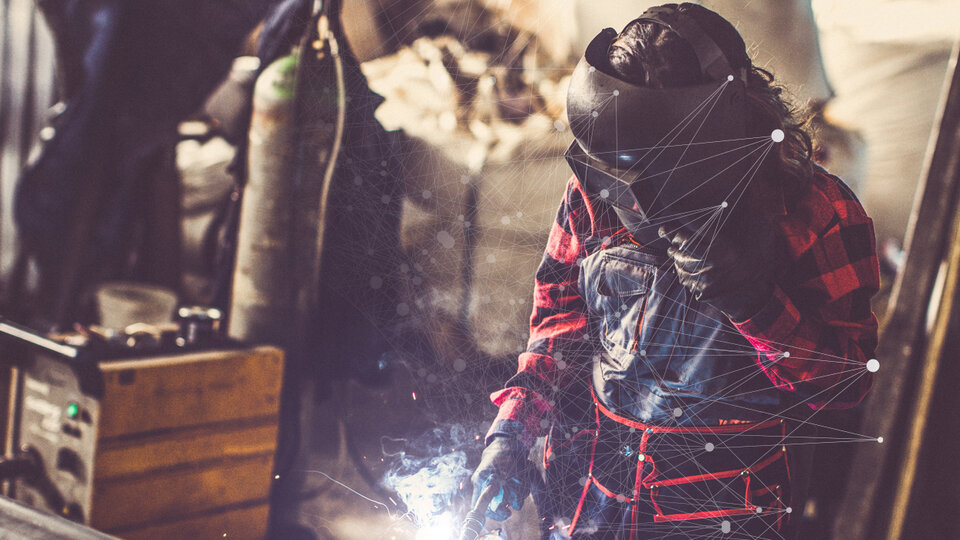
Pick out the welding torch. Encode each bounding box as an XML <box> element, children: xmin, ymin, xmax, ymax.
<box><xmin>459</xmin><ymin>482</ymin><xmax>500</xmax><ymax>540</ymax></box>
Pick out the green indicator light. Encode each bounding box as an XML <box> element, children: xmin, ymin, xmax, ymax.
<box><xmin>66</xmin><ymin>403</ymin><xmax>79</xmax><ymax>419</ymax></box>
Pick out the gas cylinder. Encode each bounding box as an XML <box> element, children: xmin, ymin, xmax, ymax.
<box><xmin>228</xmin><ymin>54</ymin><xmax>298</xmax><ymax>344</ymax></box>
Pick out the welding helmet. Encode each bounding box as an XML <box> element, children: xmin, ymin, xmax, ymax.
<box><xmin>565</xmin><ymin>6</ymin><xmax>754</xmax><ymax>242</ymax></box>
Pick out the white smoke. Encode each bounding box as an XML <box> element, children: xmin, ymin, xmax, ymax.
<box><xmin>382</xmin><ymin>425</ymin><xmax>479</xmax><ymax>539</ymax></box>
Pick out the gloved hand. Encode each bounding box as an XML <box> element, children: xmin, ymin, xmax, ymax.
<box><xmin>470</xmin><ymin>435</ymin><xmax>535</xmax><ymax>522</ymax></box>
<box><xmin>658</xmin><ymin>217</ymin><xmax>777</xmax><ymax>321</ymax></box>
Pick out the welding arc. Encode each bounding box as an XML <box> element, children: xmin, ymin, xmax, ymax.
<box><xmin>459</xmin><ymin>482</ymin><xmax>499</xmax><ymax>540</ymax></box>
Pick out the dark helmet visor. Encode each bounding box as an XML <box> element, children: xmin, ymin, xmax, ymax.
<box><xmin>566</xmin><ymin>19</ymin><xmax>760</xmax><ymax>233</ymax></box>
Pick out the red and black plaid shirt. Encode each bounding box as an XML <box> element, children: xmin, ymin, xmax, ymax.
<box><xmin>488</xmin><ymin>167</ymin><xmax>880</xmax><ymax>448</ymax></box>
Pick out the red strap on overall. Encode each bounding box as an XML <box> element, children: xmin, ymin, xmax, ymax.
<box><xmin>564</xmin><ymin>388</ymin><xmax>789</xmax><ymax>534</ymax></box>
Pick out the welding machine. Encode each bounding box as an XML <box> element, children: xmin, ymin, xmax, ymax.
<box><xmin>0</xmin><ymin>316</ymin><xmax>283</xmax><ymax>540</ymax></box>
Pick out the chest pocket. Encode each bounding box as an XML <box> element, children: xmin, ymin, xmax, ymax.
<box><xmin>592</xmin><ymin>254</ymin><xmax>657</xmax><ymax>356</ymax></box>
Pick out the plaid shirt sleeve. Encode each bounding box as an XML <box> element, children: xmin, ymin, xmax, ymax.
<box><xmin>485</xmin><ymin>175</ymin><xmax>614</xmax><ymax>448</ymax></box>
<box><xmin>732</xmin><ymin>169</ymin><xmax>881</xmax><ymax>410</ymax></box>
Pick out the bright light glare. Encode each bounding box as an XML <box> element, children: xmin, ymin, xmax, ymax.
<box><xmin>415</xmin><ymin>513</ymin><xmax>457</xmax><ymax>540</ymax></box>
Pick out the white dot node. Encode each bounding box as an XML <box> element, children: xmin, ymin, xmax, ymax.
<box><xmin>867</xmin><ymin>359</ymin><xmax>880</xmax><ymax>372</ymax></box>
<box><xmin>369</xmin><ymin>276</ymin><xmax>383</xmax><ymax>290</ymax></box>
<box><xmin>380</xmin><ymin>195</ymin><xmax>391</xmax><ymax>204</ymax></box>
<box><xmin>501</xmin><ymin>216</ymin><xmax>511</xmax><ymax>225</ymax></box>
<box><xmin>486</xmin><ymin>254</ymin><xmax>496</xmax><ymax>263</ymax></box>
<box><xmin>274</xmin><ymin>474</ymin><xmax>280</xmax><ymax>479</ymax></box>
<box><xmin>673</xmin><ymin>407</ymin><xmax>682</xmax><ymax>417</ymax></box>
<box><xmin>436</xmin><ymin>230</ymin><xmax>455</xmax><ymax>249</ymax></box>
<box><xmin>588</xmin><ymin>66</ymin><xmax>596</xmax><ymax>73</ymax></box>
<box><xmin>421</xmin><ymin>189</ymin><xmax>431</xmax><ymax>199</ymax></box>
<box><xmin>771</xmin><ymin>129</ymin><xmax>785</xmax><ymax>143</ymax></box>
<box><xmin>878</xmin><ymin>436</ymin><xmax>884</xmax><ymax>444</ymax></box>
<box><xmin>591</xmin><ymin>111</ymin><xmax>599</xmax><ymax>118</ymax></box>
<box><xmin>786</xmin><ymin>507</ymin><xmax>793</xmax><ymax>514</ymax></box>
<box><xmin>721</xmin><ymin>520</ymin><xmax>731</xmax><ymax>533</ymax></box>
<box><xmin>705</xmin><ymin>442</ymin><xmax>715</xmax><ymax>452</ymax></box>
<box><xmin>453</xmin><ymin>358</ymin><xmax>466</xmax><ymax>372</ymax></box>
<box><xmin>782</xmin><ymin>351</ymin><xmax>790</xmax><ymax>358</ymax></box>
<box><xmin>613</xmin><ymin>89</ymin><xmax>620</xmax><ymax>96</ymax></box>
<box><xmin>721</xmin><ymin>201</ymin><xmax>728</xmax><ymax>208</ymax></box>
<box><xmin>640</xmin><ymin>350</ymin><xmax>647</xmax><ymax>356</ymax></box>
<box><xmin>600</xmin><ymin>188</ymin><xmax>610</xmax><ymax>199</ymax></box>
<box><xmin>727</xmin><ymin>75</ymin><xmax>734</xmax><ymax>82</ymax></box>
<box><xmin>756</xmin><ymin>507</ymin><xmax>763</xmax><ymax>514</ymax></box>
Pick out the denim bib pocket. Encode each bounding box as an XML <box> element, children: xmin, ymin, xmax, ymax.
<box><xmin>593</xmin><ymin>255</ymin><xmax>657</xmax><ymax>357</ymax></box>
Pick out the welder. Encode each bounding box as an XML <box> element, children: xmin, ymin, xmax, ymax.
<box><xmin>469</xmin><ymin>3</ymin><xmax>880</xmax><ymax>539</ymax></box>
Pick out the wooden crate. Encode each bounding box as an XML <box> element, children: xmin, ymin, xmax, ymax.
<box><xmin>88</xmin><ymin>346</ymin><xmax>283</xmax><ymax>539</ymax></box>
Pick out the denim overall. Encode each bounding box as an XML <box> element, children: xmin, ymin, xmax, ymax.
<box><xmin>539</xmin><ymin>241</ymin><xmax>798</xmax><ymax>539</ymax></box>
<box><xmin>580</xmin><ymin>242</ymin><xmax>789</xmax><ymax>424</ymax></box>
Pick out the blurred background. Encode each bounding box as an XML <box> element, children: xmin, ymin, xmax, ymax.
<box><xmin>0</xmin><ymin>1</ymin><xmax>958</xmax><ymax>539</ymax></box>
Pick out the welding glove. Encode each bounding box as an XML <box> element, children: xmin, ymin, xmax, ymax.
<box><xmin>470</xmin><ymin>435</ymin><xmax>534</xmax><ymax>522</ymax></box>
<box><xmin>659</xmin><ymin>217</ymin><xmax>777</xmax><ymax>322</ymax></box>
